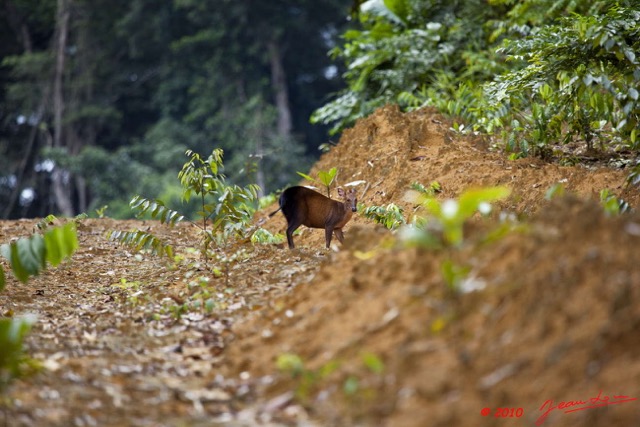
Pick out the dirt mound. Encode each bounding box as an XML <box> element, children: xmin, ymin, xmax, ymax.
<box><xmin>2</xmin><ymin>106</ymin><xmax>640</xmax><ymax>427</ymax></box>
<box><xmin>266</xmin><ymin>105</ymin><xmax>637</xmax><ymax>249</ymax></box>
<box><xmin>235</xmin><ymin>106</ymin><xmax>640</xmax><ymax>425</ymax></box>
<box><xmin>235</xmin><ymin>197</ymin><xmax>640</xmax><ymax>426</ymax></box>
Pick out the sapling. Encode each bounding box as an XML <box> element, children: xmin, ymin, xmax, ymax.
<box><xmin>110</xmin><ymin>149</ymin><xmax>259</xmax><ymax>265</ymax></box>
<box><xmin>0</xmin><ymin>223</ymin><xmax>78</xmax><ymax>393</ymax></box>
<box><xmin>401</xmin><ymin>186</ymin><xmax>511</xmax><ymax>248</ymax></box>
<box><xmin>297</xmin><ymin>166</ymin><xmax>337</xmax><ymax>197</ymax></box>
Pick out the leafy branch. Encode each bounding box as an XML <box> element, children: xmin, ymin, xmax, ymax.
<box><xmin>1</xmin><ymin>222</ymin><xmax>79</xmax><ymax>393</ymax></box>
<box><xmin>297</xmin><ymin>167</ymin><xmax>338</xmax><ymax>197</ymax></box>
<box><xmin>110</xmin><ymin>149</ymin><xmax>260</xmax><ymax>269</ymax></box>
<box><xmin>1</xmin><ymin>222</ymin><xmax>79</xmax><ymax>288</ymax></box>
<box><xmin>401</xmin><ymin>186</ymin><xmax>511</xmax><ymax>248</ymax></box>
<box><xmin>129</xmin><ymin>196</ymin><xmax>185</xmax><ymax>226</ymax></box>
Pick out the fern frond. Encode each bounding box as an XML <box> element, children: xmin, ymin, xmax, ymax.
<box><xmin>129</xmin><ymin>196</ymin><xmax>185</xmax><ymax>226</ymax></box>
<box><xmin>108</xmin><ymin>230</ymin><xmax>174</xmax><ymax>258</ymax></box>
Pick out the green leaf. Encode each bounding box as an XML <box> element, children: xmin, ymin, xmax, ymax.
<box><xmin>545</xmin><ymin>183</ymin><xmax>565</xmax><ymax>200</ymax></box>
<box><xmin>13</xmin><ymin>235</ymin><xmax>46</xmax><ymax>282</ymax></box>
<box><xmin>458</xmin><ymin>187</ymin><xmax>511</xmax><ymax>219</ymax></box>
<box><xmin>276</xmin><ymin>353</ymin><xmax>305</xmax><ymax>377</ymax></box>
<box><xmin>296</xmin><ymin>171</ymin><xmax>315</xmax><ymax>182</ymax></box>
<box><xmin>108</xmin><ymin>230</ymin><xmax>173</xmax><ymax>258</ymax></box>
<box><xmin>0</xmin><ymin>315</ymin><xmax>36</xmax><ymax>391</ymax></box>
<box><xmin>44</xmin><ymin>223</ymin><xmax>78</xmax><ymax>267</ymax></box>
<box><xmin>317</xmin><ymin>167</ymin><xmax>337</xmax><ymax>187</ymax></box>
<box><xmin>343</xmin><ymin>376</ymin><xmax>359</xmax><ymax>395</ymax></box>
<box><xmin>362</xmin><ymin>352</ymin><xmax>385</xmax><ymax>374</ymax></box>
<box><xmin>7</xmin><ymin>243</ymin><xmax>28</xmax><ymax>283</ymax></box>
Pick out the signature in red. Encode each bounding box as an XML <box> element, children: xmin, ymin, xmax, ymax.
<box><xmin>536</xmin><ymin>390</ymin><xmax>637</xmax><ymax>425</ymax></box>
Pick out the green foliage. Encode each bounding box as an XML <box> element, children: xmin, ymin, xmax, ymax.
<box><xmin>277</xmin><ymin>351</ymin><xmax>386</xmax><ymax>403</ymax></box>
<box><xmin>35</xmin><ymin>213</ymin><xmax>87</xmax><ymax>231</ymax></box>
<box><xmin>111</xmin><ymin>278</ymin><xmax>147</xmax><ymax>309</ymax></box>
<box><xmin>129</xmin><ymin>196</ymin><xmax>184</xmax><ymax>225</ymax></box>
<box><xmin>343</xmin><ymin>351</ymin><xmax>386</xmax><ymax>397</ymax></box>
<box><xmin>441</xmin><ymin>259</ymin><xmax>471</xmax><ymax>294</ymax></box>
<box><xmin>0</xmin><ymin>223</ymin><xmax>78</xmax><ymax>287</ymax></box>
<box><xmin>35</xmin><ymin>215</ymin><xmax>59</xmax><ymax>231</ymax></box>
<box><xmin>361</xmin><ymin>351</ymin><xmax>385</xmax><ymax>374</ymax></box>
<box><xmin>361</xmin><ymin>203</ymin><xmax>405</xmax><ymax>230</ymax></box>
<box><xmin>297</xmin><ymin>167</ymin><xmax>338</xmax><ymax>196</ymax></box>
<box><xmin>0</xmin><ymin>222</ymin><xmax>77</xmax><ymax>393</ymax></box>
<box><xmin>486</xmin><ymin>6</ymin><xmax>640</xmax><ymax>153</ymax></box>
<box><xmin>411</xmin><ymin>181</ymin><xmax>441</xmax><ymax>196</ymax></box>
<box><xmin>276</xmin><ymin>353</ymin><xmax>340</xmax><ymax>401</ymax></box>
<box><xmin>545</xmin><ymin>183</ymin><xmax>566</xmax><ymax>200</ymax></box>
<box><xmin>1</xmin><ymin>0</ymin><xmax>345</xmax><ymax>219</ymax></box>
<box><xmin>599</xmin><ymin>189</ymin><xmax>630</xmax><ymax>216</ymax></box>
<box><xmin>628</xmin><ymin>161</ymin><xmax>640</xmax><ymax>187</ymax></box>
<box><xmin>311</xmin><ymin>0</ymin><xmax>504</xmax><ymax>134</ymax></box>
<box><xmin>110</xmin><ymin>149</ymin><xmax>259</xmax><ymax>271</ymax></box>
<box><xmin>343</xmin><ymin>375</ymin><xmax>360</xmax><ymax>396</ymax></box>
<box><xmin>250</xmin><ymin>228</ymin><xmax>285</xmax><ymax>245</ymax></box>
<box><xmin>108</xmin><ymin>230</ymin><xmax>174</xmax><ymax>258</ymax></box>
<box><xmin>178</xmin><ymin>149</ymin><xmax>259</xmax><ymax>251</ymax></box>
<box><xmin>108</xmin><ymin>192</ymin><xmax>182</xmax><ymax>258</ymax></box>
<box><xmin>0</xmin><ymin>315</ymin><xmax>38</xmax><ymax>393</ymax></box>
<box><xmin>94</xmin><ymin>205</ymin><xmax>109</xmax><ymax>218</ymax></box>
<box><xmin>276</xmin><ymin>353</ymin><xmax>306</xmax><ymax>377</ymax></box>
<box><xmin>315</xmin><ymin>0</ymin><xmax>640</xmax><ymax>177</ymax></box>
<box><xmin>54</xmin><ymin>144</ymin><xmax>178</xmax><ymax>218</ymax></box>
<box><xmin>258</xmin><ymin>193</ymin><xmax>278</xmax><ymax>210</ymax></box>
<box><xmin>402</xmin><ymin>186</ymin><xmax>511</xmax><ymax>247</ymax></box>
<box><xmin>185</xmin><ymin>277</ymin><xmax>217</xmax><ymax>314</ymax></box>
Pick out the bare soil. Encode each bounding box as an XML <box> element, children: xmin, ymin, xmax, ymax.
<box><xmin>2</xmin><ymin>105</ymin><xmax>640</xmax><ymax>427</ymax></box>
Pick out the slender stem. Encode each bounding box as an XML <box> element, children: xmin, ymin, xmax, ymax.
<box><xmin>201</xmin><ymin>191</ymin><xmax>208</xmax><ymax>265</ymax></box>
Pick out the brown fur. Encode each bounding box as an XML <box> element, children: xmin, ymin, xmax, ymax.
<box><xmin>270</xmin><ymin>186</ymin><xmax>358</xmax><ymax>249</ymax></box>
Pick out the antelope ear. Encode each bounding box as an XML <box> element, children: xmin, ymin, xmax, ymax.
<box><xmin>337</xmin><ymin>187</ymin><xmax>345</xmax><ymax>197</ymax></box>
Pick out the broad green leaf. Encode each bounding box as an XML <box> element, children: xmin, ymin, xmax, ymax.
<box><xmin>296</xmin><ymin>171</ymin><xmax>315</xmax><ymax>182</ymax></box>
<box><xmin>8</xmin><ymin>243</ymin><xmax>29</xmax><ymax>283</ymax></box>
<box><xmin>15</xmin><ymin>235</ymin><xmax>46</xmax><ymax>281</ymax></box>
<box><xmin>0</xmin><ymin>315</ymin><xmax>36</xmax><ymax>390</ymax></box>
<box><xmin>44</xmin><ymin>229</ymin><xmax>62</xmax><ymax>266</ymax></box>
<box><xmin>44</xmin><ymin>223</ymin><xmax>78</xmax><ymax>267</ymax></box>
<box><xmin>458</xmin><ymin>186</ymin><xmax>511</xmax><ymax>219</ymax></box>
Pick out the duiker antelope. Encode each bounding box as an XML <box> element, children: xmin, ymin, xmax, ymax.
<box><xmin>270</xmin><ymin>186</ymin><xmax>358</xmax><ymax>249</ymax></box>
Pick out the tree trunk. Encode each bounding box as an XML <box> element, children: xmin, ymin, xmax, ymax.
<box><xmin>4</xmin><ymin>0</ymin><xmax>34</xmax><ymax>53</ymax></box>
<box><xmin>267</xmin><ymin>39</ymin><xmax>292</xmax><ymax>139</ymax></box>
<box><xmin>2</xmin><ymin>100</ymin><xmax>46</xmax><ymax>219</ymax></box>
<box><xmin>2</xmin><ymin>1</ymin><xmax>41</xmax><ymax>218</ymax></box>
<box><xmin>76</xmin><ymin>175</ymin><xmax>87</xmax><ymax>213</ymax></box>
<box><xmin>51</xmin><ymin>0</ymin><xmax>74</xmax><ymax>217</ymax></box>
<box><xmin>253</xmin><ymin>107</ymin><xmax>266</xmax><ymax>198</ymax></box>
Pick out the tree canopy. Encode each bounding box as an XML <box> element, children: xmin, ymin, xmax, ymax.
<box><xmin>0</xmin><ymin>0</ymin><xmax>349</xmax><ymax>218</ymax></box>
<box><xmin>312</xmin><ymin>0</ymin><xmax>640</xmax><ymax>160</ymax></box>
<box><xmin>2</xmin><ymin>0</ymin><xmax>639</xmax><ymax>219</ymax></box>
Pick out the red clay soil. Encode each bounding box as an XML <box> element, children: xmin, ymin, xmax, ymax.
<box><xmin>233</xmin><ymin>105</ymin><xmax>640</xmax><ymax>426</ymax></box>
<box><xmin>1</xmin><ymin>105</ymin><xmax>640</xmax><ymax>427</ymax></box>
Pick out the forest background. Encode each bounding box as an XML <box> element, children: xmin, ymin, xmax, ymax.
<box><xmin>1</xmin><ymin>0</ymin><xmax>639</xmax><ymax>220</ymax></box>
